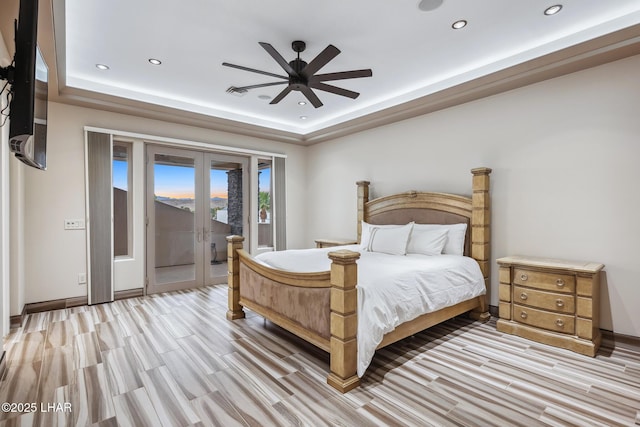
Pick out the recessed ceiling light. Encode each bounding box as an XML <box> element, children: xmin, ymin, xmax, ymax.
<box><xmin>544</xmin><ymin>5</ymin><xmax>562</xmax><ymax>16</ymax></box>
<box><xmin>95</xmin><ymin>64</ymin><xmax>109</xmax><ymax>70</ymax></box>
<box><xmin>300</xmin><ymin>116</ymin><xmax>308</xmax><ymax>120</ymax></box>
<box><xmin>298</xmin><ymin>101</ymin><xmax>307</xmax><ymax>106</ymax></box>
<box><xmin>148</xmin><ymin>58</ymin><xmax>162</xmax><ymax>65</ymax></box>
<box><xmin>258</xmin><ymin>94</ymin><xmax>271</xmax><ymax>100</ymax></box>
<box><xmin>417</xmin><ymin>0</ymin><xmax>443</xmax><ymax>12</ymax></box>
<box><xmin>452</xmin><ymin>20</ymin><xmax>467</xmax><ymax>30</ymax></box>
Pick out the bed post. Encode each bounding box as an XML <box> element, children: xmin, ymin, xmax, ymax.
<box><xmin>470</xmin><ymin>167</ymin><xmax>492</xmax><ymax>321</ymax></box>
<box><xmin>226</xmin><ymin>235</ymin><xmax>246</xmax><ymax>320</ymax></box>
<box><xmin>356</xmin><ymin>181</ymin><xmax>370</xmax><ymax>243</ymax></box>
<box><xmin>327</xmin><ymin>249</ymin><xmax>361</xmax><ymax>393</ymax></box>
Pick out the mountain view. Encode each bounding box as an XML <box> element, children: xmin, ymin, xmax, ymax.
<box><xmin>156</xmin><ymin>196</ymin><xmax>228</xmax><ymax>213</ymax></box>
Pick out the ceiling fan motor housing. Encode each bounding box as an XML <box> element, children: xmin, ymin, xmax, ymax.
<box><xmin>289</xmin><ymin>59</ymin><xmax>308</xmax><ymax>89</ymax></box>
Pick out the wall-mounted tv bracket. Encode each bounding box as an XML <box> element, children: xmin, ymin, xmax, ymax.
<box><xmin>0</xmin><ymin>65</ymin><xmax>15</xmax><ymax>84</ymax></box>
<box><xmin>0</xmin><ymin>64</ymin><xmax>13</xmax><ymax>127</ymax></box>
<box><xmin>0</xmin><ymin>21</ymin><xmax>18</xmax><ymax>84</ymax></box>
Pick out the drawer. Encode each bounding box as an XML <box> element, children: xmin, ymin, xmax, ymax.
<box><xmin>513</xmin><ymin>304</ymin><xmax>575</xmax><ymax>335</ymax></box>
<box><xmin>513</xmin><ymin>268</ymin><xmax>575</xmax><ymax>293</ymax></box>
<box><xmin>513</xmin><ymin>286</ymin><xmax>575</xmax><ymax>314</ymax></box>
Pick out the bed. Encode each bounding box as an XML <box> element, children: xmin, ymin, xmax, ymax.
<box><xmin>226</xmin><ymin>167</ymin><xmax>492</xmax><ymax>393</ymax></box>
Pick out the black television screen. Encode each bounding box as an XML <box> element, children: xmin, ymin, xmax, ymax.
<box><xmin>6</xmin><ymin>0</ymin><xmax>48</xmax><ymax>170</ymax></box>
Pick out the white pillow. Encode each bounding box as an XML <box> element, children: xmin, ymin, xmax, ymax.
<box><xmin>360</xmin><ymin>221</ymin><xmax>405</xmax><ymax>248</ymax></box>
<box><xmin>367</xmin><ymin>223</ymin><xmax>413</xmax><ymax>255</ymax></box>
<box><xmin>412</xmin><ymin>223</ymin><xmax>468</xmax><ymax>256</ymax></box>
<box><xmin>406</xmin><ymin>227</ymin><xmax>448</xmax><ymax>255</ymax></box>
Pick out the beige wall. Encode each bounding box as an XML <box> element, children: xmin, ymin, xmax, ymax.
<box><xmin>20</xmin><ymin>101</ymin><xmax>307</xmax><ymax>308</ymax></box>
<box><xmin>305</xmin><ymin>54</ymin><xmax>640</xmax><ymax>337</ymax></box>
<box><xmin>1</xmin><ymin>26</ymin><xmax>25</xmax><ymax>332</ymax></box>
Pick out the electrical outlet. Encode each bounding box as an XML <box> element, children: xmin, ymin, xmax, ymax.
<box><xmin>64</xmin><ymin>219</ymin><xmax>85</xmax><ymax>230</ymax></box>
<box><xmin>78</xmin><ymin>273</ymin><xmax>87</xmax><ymax>284</ymax></box>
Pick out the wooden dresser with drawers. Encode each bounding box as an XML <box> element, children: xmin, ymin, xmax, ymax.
<box><xmin>496</xmin><ymin>255</ymin><xmax>604</xmax><ymax>356</ymax></box>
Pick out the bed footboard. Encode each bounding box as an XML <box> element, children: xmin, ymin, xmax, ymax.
<box><xmin>327</xmin><ymin>250</ymin><xmax>361</xmax><ymax>393</ymax></box>
<box><xmin>469</xmin><ymin>167</ymin><xmax>492</xmax><ymax>321</ymax></box>
<box><xmin>226</xmin><ymin>236</ymin><xmax>361</xmax><ymax>393</ymax></box>
<box><xmin>226</xmin><ymin>235</ymin><xmax>246</xmax><ymax>320</ymax></box>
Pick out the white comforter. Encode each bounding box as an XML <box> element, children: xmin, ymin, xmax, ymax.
<box><xmin>255</xmin><ymin>245</ymin><xmax>486</xmax><ymax>377</ymax></box>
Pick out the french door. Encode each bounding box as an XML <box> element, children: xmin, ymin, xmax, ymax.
<box><xmin>146</xmin><ymin>145</ymin><xmax>248</xmax><ymax>294</ymax></box>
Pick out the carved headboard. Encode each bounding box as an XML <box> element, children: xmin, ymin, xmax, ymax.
<box><xmin>356</xmin><ymin>167</ymin><xmax>492</xmax><ymax>288</ymax></box>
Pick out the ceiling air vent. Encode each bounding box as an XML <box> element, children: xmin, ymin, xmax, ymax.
<box><xmin>226</xmin><ymin>86</ymin><xmax>248</xmax><ymax>97</ymax></box>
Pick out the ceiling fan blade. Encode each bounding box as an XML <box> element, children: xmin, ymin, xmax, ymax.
<box><xmin>222</xmin><ymin>62</ymin><xmax>288</xmax><ymax>80</ymax></box>
<box><xmin>232</xmin><ymin>81</ymin><xmax>288</xmax><ymax>91</ymax></box>
<box><xmin>300</xmin><ymin>86</ymin><xmax>323</xmax><ymax>108</ymax></box>
<box><xmin>310</xmin><ymin>69</ymin><xmax>372</xmax><ymax>82</ymax></box>
<box><xmin>270</xmin><ymin>85</ymin><xmax>294</xmax><ymax>104</ymax></box>
<box><xmin>259</xmin><ymin>42</ymin><xmax>297</xmax><ymax>76</ymax></box>
<box><xmin>301</xmin><ymin>44</ymin><xmax>340</xmax><ymax>78</ymax></box>
<box><xmin>309</xmin><ymin>82</ymin><xmax>360</xmax><ymax>99</ymax></box>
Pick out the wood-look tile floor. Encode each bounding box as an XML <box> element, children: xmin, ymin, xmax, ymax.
<box><xmin>1</xmin><ymin>285</ymin><xmax>639</xmax><ymax>426</ymax></box>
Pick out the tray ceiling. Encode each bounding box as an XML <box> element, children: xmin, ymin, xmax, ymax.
<box><xmin>44</xmin><ymin>0</ymin><xmax>640</xmax><ymax>142</ymax></box>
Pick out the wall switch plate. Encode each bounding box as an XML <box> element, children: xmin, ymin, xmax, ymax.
<box><xmin>78</xmin><ymin>273</ymin><xmax>87</xmax><ymax>284</ymax></box>
<box><xmin>64</xmin><ymin>219</ymin><xmax>85</xmax><ymax>230</ymax></box>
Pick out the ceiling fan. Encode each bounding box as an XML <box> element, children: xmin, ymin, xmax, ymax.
<box><xmin>222</xmin><ymin>41</ymin><xmax>372</xmax><ymax>108</ymax></box>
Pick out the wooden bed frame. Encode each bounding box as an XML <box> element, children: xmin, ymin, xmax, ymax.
<box><xmin>226</xmin><ymin>167</ymin><xmax>492</xmax><ymax>393</ymax></box>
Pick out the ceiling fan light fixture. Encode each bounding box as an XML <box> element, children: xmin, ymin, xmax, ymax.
<box><xmin>452</xmin><ymin>20</ymin><xmax>467</xmax><ymax>30</ymax></box>
<box><xmin>544</xmin><ymin>5</ymin><xmax>563</xmax><ymax>16</ymax></box>
<box><xmin>417</xmin><ymin>0</ymin><xmax>443</xmax><ymax>12</ymax></box>
<box><xmin>95</xmin><ymin>64</ymin><xmax>109</xmax><ymax>70</ymax></box>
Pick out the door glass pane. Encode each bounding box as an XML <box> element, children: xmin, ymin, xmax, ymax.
<box><xmin>153</xmin><ymin>154</ymin><xmax>196</xmax><ymax>285</ymax></box>
<box><xmin>113</xmin><ymin>142</ymin><xmax>131</xmax><ymax>257</ymax></box>
<box><xmin>258</xmin><ymin>159</ymin><xmax>273</xmax><ymax>248</ymax></box>
<box><xmin>209</xmin><ymin>159</ymin><xmax>243</xmax><ymax>282</ymax></box>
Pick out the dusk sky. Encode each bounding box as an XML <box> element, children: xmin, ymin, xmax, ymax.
<box><xmin>113</xmin><ymin>160</ymin><xmax>127</xmax><ymax>191</ymax></box>
<box><xmin>113</xmin><ymin>160</ymin><xmax>271</xmax><ymax>199</ymax></box>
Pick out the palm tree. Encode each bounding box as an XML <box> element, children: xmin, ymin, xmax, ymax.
<box><xmin>259</xmin><ymin>191</ymin><xmax>270</xmax><ymax>211</ymax></box>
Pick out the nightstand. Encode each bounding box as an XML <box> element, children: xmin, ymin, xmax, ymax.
<box><xmin>314</xmin><ymin>238</ymin><xmax>358</xmax><ymax>248</ymax></box>
<box><xmin>496</xmin><ymin>255</ymin><xmax>604</xmax><ymax>356</ymax></box>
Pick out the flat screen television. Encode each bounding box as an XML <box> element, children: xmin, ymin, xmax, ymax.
<box><xmin>1</xmin><ymin>0</ymin><xmax>48</xmax><ymax>170</ymax></box>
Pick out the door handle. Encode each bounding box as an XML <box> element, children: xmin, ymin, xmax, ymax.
<box><xmin>204</xmin><ymin>228</ymin><xmax>210</xmax><ymax>242</ymax></box>
<box><xmin>197</xmin><ymin>230</ymin><xmax>203</xmax><ymax>242</ymax></box>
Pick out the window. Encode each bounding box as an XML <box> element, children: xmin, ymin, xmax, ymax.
<box><xmin>113</xmin><ymin>142</ymin><xmax>132</xmax><ymax>257</ymax></box>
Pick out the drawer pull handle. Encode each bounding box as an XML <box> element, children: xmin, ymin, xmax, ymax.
<box><xmin>520</xmin><ymin>274</ymin><xmax>528</xmax><ymax>281</ymax></box>
<box><xmin>556</xmin><ymin>299</ymin><xmax>565</xmax><ymax>308</ymax></box>
<box><xmin>556</xmin><ymin>279</ymin><xmax>565</xmax><ymax>287</ymax></box>
<box><xmin>520</xmin><ymin>312</ymin><xmax>528</xmax><ymax>319</ymax></box>
<box><xmin>520</xmin><ymin>293</ymin><xmax>528</xmax><ymax>301</ymax></box>
<box><xmin>555</xmin><ymin>319</ymin><xmax>564</xmax><ymax>327</ymax></box>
